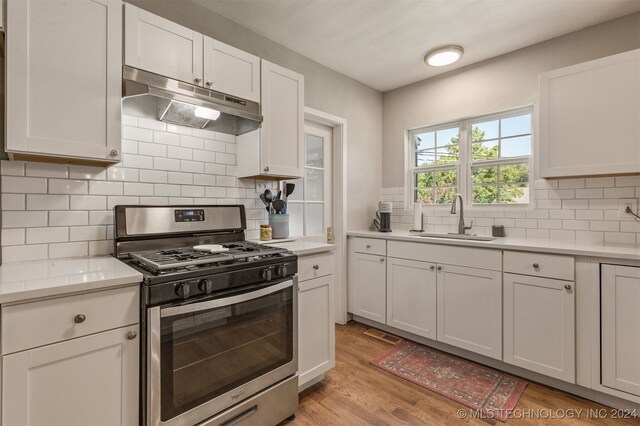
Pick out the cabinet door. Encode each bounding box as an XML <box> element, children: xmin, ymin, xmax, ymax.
<box><xmin>203</xmin><ymin>37</ymin><xmax>260</xmax><ymax>102</ymax></box>
<box><xmin>124</xmin><ymin>3</ymin><xmax>203</xmax><ymax>85</ymax></box>
<box><xmin>504</xmin><ymin>273</ymin><xmax>575</xmax><ymax>382</ymax></box>
<box><xmin>386</xmin><ymin>258</ymin><xmax>437</xmax><ymax>339</ymax></box>
<box><xmin>260</xmin><ymin>60</ymin><xmax>304</xmax><ymax>178</ymax></box>
<box><xmin>3</xmin><ymin>325</ymin><xmax>139</xmax><ymax>426</ymax></box>
<box><xmin>6</xmin><ymin>0</ymin><xmax>122</xmax><ymax>162</ymax></box>
<box><xmin>539</xmin><ymin>49</ymin><xmax>640</xmax><ymax>177</ymax></box>
<box><xmin>437</xmin><ymin>264</ymin><xmax>502</xmax><ymax>359</ymax></box>
<box><xmin>298</xmin><ymin>275</ymin><xmax>335</xmax><ymax>389</ymax></box>
<box><xmin>601</xmin><ymin>264</ymin><xmax>640</xmax><ymax>396</ymax></box>
<box><xmin>348</xmin><ymin>252</ymin><xmax>386</xmax><ymax>323</ymax></box>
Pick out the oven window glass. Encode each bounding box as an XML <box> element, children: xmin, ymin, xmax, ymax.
<box><xmin>159</xmin><ymin>284</ymin><xmax>293</xmax><ymax>421</ymax></box>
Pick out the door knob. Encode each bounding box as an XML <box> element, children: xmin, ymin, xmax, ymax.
<box><xmin>74</xmin><ymin>314</ymin><xmax>86</xmax><ymax>324</ymax></box>
<box><xmin>126</xmin><ymin>331</ymin><xmax>137</xmax><ymax>340</ymax></box>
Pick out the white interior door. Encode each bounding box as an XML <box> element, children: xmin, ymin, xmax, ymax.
<box><xmin>286</xmin><ymin>122</ymin><xmax>333</xmax><ymax>242</ymax></box>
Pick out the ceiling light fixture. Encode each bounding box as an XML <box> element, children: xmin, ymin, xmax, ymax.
<box><xmin>424</xmin><ymin>45</ymin><xmax>464</xmax><ymax>67</ymax></box>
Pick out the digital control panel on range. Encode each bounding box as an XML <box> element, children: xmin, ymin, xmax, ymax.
<box><xmin>174</xmin><ymin>209</ymin><xmax>205</xmax><ymax>222</ymax></box>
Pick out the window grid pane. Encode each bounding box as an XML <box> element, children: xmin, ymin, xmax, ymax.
<box><xmin>471</xmin><ymin>162</ymin><xmax>529</xmax><ymax>205</ymax></box>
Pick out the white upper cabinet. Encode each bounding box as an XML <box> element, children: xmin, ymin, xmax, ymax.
<box><xmin>203</xmin><ymin>37</ymin><xmax>260</xmax><ymax>102</ymax></box>
<box><xmin>6</xmin><ymin>0</ymin><xmax>122</xmax><ymax>164</ymax></box>
<box><xmin>125</xmin><ymin>4</ymin><xmax>260</xmax><ymax>103</ymax></box>
<box><xmin>237</xmin><ymin>60</ymin><xmax>304</xmax><ymax>179</ymax></box>
<box><xmin>124</xmin><ymin>3</ymin><xmax>203</xmax><ymax>86</ymax></box>
<box><xmin>538</xmin><ymin>49</ymin><xmax>640</xmax><ymax>178</ymax></box>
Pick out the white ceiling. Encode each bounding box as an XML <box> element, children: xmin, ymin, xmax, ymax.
<box><xmin>193</xmin><ymin>0</ymin><xmax>640</xmax><ymax>92</ymax></box>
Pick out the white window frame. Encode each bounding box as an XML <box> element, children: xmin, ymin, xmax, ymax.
<box><xmin>407</xmin><ymin>106</ymin><xmax>533</xmax><ymax>209</ymax></box>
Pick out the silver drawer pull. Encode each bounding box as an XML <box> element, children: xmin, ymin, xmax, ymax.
<box><xmin>437</xmin><ymin>266</ymin><xmax>442</xmax><ymax>271</ymax></box>
<box><xmin>429</xmin><ymin>265</ymin><xmax>435</xmax><ymax>271</ymax></box>
<box><xmin>313</xmin><ymin>264</ymin><xmax>319</xmax><ymax>270</ymax></box>
<box><xmin>379</xmin><ymin>258</ymin><xmax>385</xmax><ymax>262</ymax></box>
<box><xmin>74</xmin><ymin>314</ymin><xmax>86</xmax><ymax>324</ymax></box>
<box><xmin>564</xmin><ymin>284</ymin><xmax>572</xmax><ymax>291</ymax></box>
<box><xmin>366</xmin><ymin>244</ymin><xmax>371</xmax><ymax>249</ymax></box>
<box><xmin>126</xmin><ymin>331</ymin><xmax>137</xmax><ymax>340</ymax></box>
<box><xmin>533</xmin><ymin>263</ymin><xmax>540</xmax><ymax>269</ymax></box>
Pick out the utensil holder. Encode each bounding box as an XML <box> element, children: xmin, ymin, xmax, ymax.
<box><xmin>269</xmin><ymin>214</ymin><xmax>289</xmax><ymax>239</ymax></box>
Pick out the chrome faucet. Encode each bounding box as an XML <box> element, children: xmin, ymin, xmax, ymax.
<box><xmin>450</xmin><ymin>194</ymin><xmax>473</xmax><ymax>235</ymax></box>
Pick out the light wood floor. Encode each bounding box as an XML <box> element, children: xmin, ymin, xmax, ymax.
<box><xmin>292</xmin><ymin>322</ymin><xmax>639</xmax><ymax>425</ymax></box>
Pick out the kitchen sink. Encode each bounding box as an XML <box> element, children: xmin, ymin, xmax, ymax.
<box><xmin>415</xmin><ymin>232</ymin><xmax>496</xmax><ymax>242</ymax></box>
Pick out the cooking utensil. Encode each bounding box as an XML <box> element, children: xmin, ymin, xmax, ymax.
<box><xmin>285</xmin><ymin>183</ymin><xmax>295</xmax><ymax>198</ymax></box>
<box><xmin>276</xmin><ymin>190</ymin><xmax>282</xmax><ymax>201</ymax></box>
<box><xmin>264</xmin><ymin>189</ymin><xmax>273</xmax><ymax>203</ymax></box>
<box><xmin>272</xmin><ymin>200</ymin><xmax>286</xmax><ymax>214</ymax></box>
<box><xmin>259</xmin><ymin>193</ymin><xmax>269</xmax><ymax>207</ymax></box>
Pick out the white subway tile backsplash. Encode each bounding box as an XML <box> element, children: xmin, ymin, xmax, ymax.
<box><xmin>3</xmin><ymin>245</ymin><xmax>48</xmax><ymax>262</ymax></box>
<box><xmin>137</xmin><ymin>117</ymin><xmax>166</xmax><ymax>131</ymax></box>
<box><xmin>89</xmin><ymin>181</ymin><xmax>123</xmax><ymax>196</ymax></box>
<box><xmin>558</xmin><ymin>178</ymin><xmax>585</xmax><ymax>189</ymax></box>
<box><xmin>204</xmin><ymin>139</ymin><xmax>227</xmax><ymax>152</ymax></box>
<box><xmin>123</xmin><ymin>183</ymin><xmax>154</xmax><ymax>196</ymax></box>
<box><xmin>49</xmin><ymin>242</ymin><xmax>88</xmax><ymax>259</ymax></box>
<box><xmin>194</xmin><ymin>174</ymin><xmax>216</xmax><ymax>186</ymax></box>
<box><xmin>121</xmin><ymin>139</ymin><xmax>138</xmax><ymax>154</ymax></box>
<box><xmin>615</xmin><ymin>176</ymin><xmax>640</xmax><ymax>187</ymax></box>
<box><xmin>69</xmin><ymin>166</ymin><xmax>106</xmax><ymax>180</ymax></box>
<box><xmin>49</xmin><ymin>179</ymin><xmax>88</xmax><ymax>195</ymax></box>
<box><xmin>168</xmin><ymin>146</ymin><xmax>193</xmax><ymax>160</ymax></box>
<box><xmin>26</xmin><ymin>227</ymin><xmax>69</xmax><ymax>244</ymax></box>
<box><xmin>168</xmin><ymin>172</ymin><xmax>193</xmax><ymax>185</ymax></box>
<box><xmin>154</xmin><ymin>157</ymin><xmax>181</xmax><ymax>171</ymax></box>
<box><xmin>2</xmin><ymin>229</ymin><xmax>25</xmax><ymax>246</ymax></box>
<box><xmin>70</xmin><ymin>196</ymin><xmax>107</xmax><ymax>211</ymax></box>
<box><xmin>89</xmin><ymin>240</ymin><xmax>112</xmax><ymax>256</ymax></box>
<box><xmin>139</xmin><ymin>170</ymin><xmax>168</xmax><ymax>184</ymax></box>
<box><xmin>107</xmin><ymin>196</ymin><xmax>140</xmax><ymax>209</ymax></box>
<box><xmin>2</xmin><ymin>194</ymin><xmax>25</xmax><ymax>210</ymax></box>
<box><xmin>166</xmin><ymin>123</ymin><xmax>192</xmax><ymax>136</ymax></box>
<box><xmin>575</xmin><ymin>188</ymin><xmax>603</xmax><ymax>199</ymax></box>
<box><xmin>69</xmin><ymin>226</ymin><xmax>106</xmax><ymax>242</ymax></box>
<box><xmin>2</xmin><ymin>176</ymin><xmax>47</xmax><ymax>194</ymax></box>
<box><xmin>89</xmin><ymin>211</ymin><xmax>113</xmax><ymax>226</ymax></box>
<box><xmin>3</xmin><ymin>211</ymin><xmax>48</xmax><ymax>228</ymax></box>
<box><xmin>49</xmin><ymin>211</ymin><xmax>88</xmax><ymax>227</ymax></box>
<box><xmin>25</xmin><ymin>163</ymin><xmax>69</xmax><ymax>178</ymax></box>
<box><xmin>181</xmin><ymin>160</ymin><xmax>205</xmax><ymax>173</ymax></box>
<box><xmin>216</xmin><ymin>153</ymin><xmax>236</xmax><ymax>165</ymax></box>
<box><xmin>123</xmin><ymin>126</ymin><xmax>153</xmax><ymax>142</ymax></box>
<box><xmin>139</xmin><ymin>142</ymin><xmax>167</xmax><ymax>158</ymax></box>
<box><xmin>1</xmin><ymin>161</ymin><xmax>25</xmax><ymax>176</ymax></box>
<box><xmin>181</xmin><ymin>186</ymin><xmax>205</xmax><ymax>197</ymax></box>
<box><xmin>154</xmin><ymin>184</ymin><xmax>181</xmax><ymax>197</ymax></box>
<box><xmin>205</xmin><ymin>163</ymin><xmax>226</xmax><ymax>175</ymax></box>
<box><xmin>193</xmin><ymin>149</ymin><xmax>216</xmax><ymax>163</ymax></box>
<box><xmin>585</xmin><ymin>177</ymin><xmax>614</xmax><ymax>188</ymax></box>
<box><xmin>123</xmin><ymin>154</ymin><xmax>154</xmax><ymax>169</ymax></box>
<box><xmin>180</xmin><ymin>135</ymin><xmax>204</xmax><ymax>149</ymax></box>
<box><xmin>154</xmin><ymin>131</ymin><xmax>181</xmax><ymax>146</ymax></box>
<box><xmin>27</xmin><ymin>194</ymin><xmax>69</xmax><ymax>210</ymax></box>
<box><xmin>107</xmin><ymin>167</ymin><xmax>139</xmax><ymax>182</ymax></box>
<box><xmin>214</xmin><ymin>132</ymin><xmax>235</xmax><ymax>143</ymax></box>
<box><xmin>590</xmin><ymin>220</ymin><xmax>619</xmax><ymax>232</ymax></box>
<box><xmin>604</xmin><ymin>187</ymin><xmax>635</xmax><ymax>198</ymax></box>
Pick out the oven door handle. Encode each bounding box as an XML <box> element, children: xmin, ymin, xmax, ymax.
<box><xmin>160</xmin><ymin>279</ymin><xmax>293</xmax><ymax>318</ymax></box>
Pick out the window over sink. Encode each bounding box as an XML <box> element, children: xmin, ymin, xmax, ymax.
<box><xmin>409</xmin><ymin>107</ymin><xmax>532</xmax><ymax>206</ymax></box>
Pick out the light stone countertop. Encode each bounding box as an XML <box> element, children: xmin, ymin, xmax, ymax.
<box><xmin>0</xmin><ymin>257</ymin><xmax>143</xmax><ymax>304</ymax></box>
<box><xmin>348</xmin><ymin>230</ymin><xmax>640</xmax><ymax>261</ymax></box>
<box><xmin>262</xmin><ymin>240</ymin><xmax>336</xmax><ymax>256</ymax></box>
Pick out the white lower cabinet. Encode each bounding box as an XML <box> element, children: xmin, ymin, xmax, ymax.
<box><xmin>601</xmin><ymin>264</ymin><xmax>640</xmax><ymax>397</ymax></box>
<box><xmin>3</xmin><ymin>325</ymin><xmax>139</xmax><ymax>426</ymax></box>
<box><xmin>348</xmin><ymin>252</ymin><xmax>387</xmax><ymax>323</ymax></box>
<box><xmin>436</xmin><ymin>264</ymin><xmax>502</xmax><ymax>359</ymax></box>
<box><xmin>386</xmin><ymin>258</ymin><xmax>437</xmax><ymax>339</ymax></box>
<box><xmin>503</xmin><ymin>273</ymin><xmax>575</xmax><ymax>382</ymax></box>
<box><xmin>297</xmin><ymin>252</ymin><xmax>336</xmax><ymax>391</ymax></box>
<box><xmin>1</xmin><ymin>286</ymin><xmax>140</xmax><ymax>425</ymax></box>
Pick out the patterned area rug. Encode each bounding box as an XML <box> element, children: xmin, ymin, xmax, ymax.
<box><xmin>370</xmin><ymin>341</ymin><xmax>527</xmax><ymax>422</ymax></box>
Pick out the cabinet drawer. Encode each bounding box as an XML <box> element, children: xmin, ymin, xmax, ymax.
<box><xmin>2</xmin><ymin>286</ymin><xmax>139</xmax><ymax>355</ymax></box>
<box><xmin>298</xmin><ymin>253</ymin><xmax>335</xmax><ymax>282</ymax></box>
<box><xmin>352</xmin><ymin>238</ymin><xmax>386</xmax><ymax>256</ymax></box>
<box><xmin>504</xmin><ymin>251</ymin><xmax>574</xmax><ymax>281</ymax></box>
<box><xmin>387</xmin><ymin>241</ymin><xmax>501</xmax><ymax>271</ymax></box>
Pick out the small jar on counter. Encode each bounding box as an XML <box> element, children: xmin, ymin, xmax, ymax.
<box><xmin>260</xmin><ymin>224</ymin><xmax>272</xmax><ymax>241</ymax></box>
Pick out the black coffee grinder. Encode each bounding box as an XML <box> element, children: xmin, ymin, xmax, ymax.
<box><xmin>373</xmin><ymin>201</ymin><xmax>392</xmax><ymax>232</ymax></box>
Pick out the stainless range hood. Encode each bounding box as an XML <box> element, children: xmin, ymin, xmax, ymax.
<box><xmin>122</xmin><ymin>66</ymin><xmax>262</xmax><ymax>136</ymax></box>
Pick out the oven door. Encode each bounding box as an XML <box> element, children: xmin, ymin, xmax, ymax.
<box><xmin>147</xmin><ymin>278</ymin><xmax>297</xmax><ymax>426</ymax></box>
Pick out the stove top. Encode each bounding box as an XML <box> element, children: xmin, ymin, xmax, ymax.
<box><xmin>129</xmin><ymin>241</ymin><xmax>289</xmax><ymax>274</ymax></box>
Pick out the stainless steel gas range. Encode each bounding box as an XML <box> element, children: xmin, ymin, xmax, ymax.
<box><xmin>114</xmin><ymin>205</ymin><xmax>298</xmax><ymax>426</ymax></box>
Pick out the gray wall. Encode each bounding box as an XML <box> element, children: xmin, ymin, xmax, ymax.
<box><xmin>382</xmin><ymin>13</ymin><xmax>640</xmax><ymax>188</ymax></box>
<box><xmin>128</xmin><ymin>0</ymin><xmax>384</xmax><ymax>230</ymax></box>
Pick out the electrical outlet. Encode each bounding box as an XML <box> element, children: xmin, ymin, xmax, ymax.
<box><xmin>618</xmin><ymin>199</ymin><xmax>638</xmax><ymax>218</ymax></box>
<box><xmin>255</xmin><ymin>181</ymin><xmax>269</xmax><ymax>193</ymax></box>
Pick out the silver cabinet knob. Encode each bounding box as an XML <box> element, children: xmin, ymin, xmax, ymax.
<box><xmin>429</xmin><ymin>265</ymin><xmax>435</xmax><ymax>271</ymax></box>
<box><xmin>313</xmin><ymin>264</ymin><xmax>319</xmax><ymax>270</ymax></box>
<box><xmin>74</xmin><ymin>314</ymin><xmax>86</xmax><ymax>324</ymax></box>
<box><xmin>109</xmin><ymin>149</ymin><xmax>119</xmax><ymax>157</ymax></box>
<box><xmin>437</xmin><ymin>266</ymin><xmax>442</xmax><ymax>271</ymax></box>
<box><xmin>126</xmin><ymin>331</ymin><xmax>137</xmax><ymax>340</ymax></box>
<box><xmin>533</xmin><ymin>263</ymin><xmax>540</xmax><ymax>269</ymax></box>
<box><xmin>379</xmin><ymin>258</ymin><xmax>385</xmax><ymax>262</ymax></box>
<box><xmin>564</xmin><ymin>284</ymin><xmax>572</xmax><ymax>291</ymax></box>
<box><xmin>205</xmin><ymin>80</ymin><xmax>213</xmax><ymax>87</ymax></box>
<box><xmin>264</xmin><ymin>166</ymin><xmax>270</xmax><ymax>173</ymax></box>
<box><xmin>366</xmin><ymin>244</ymin><xmax>371</xmax><ymax>249</ymax></box>
<box><xmin>194</xmin><ymin>77</ymin><xmax>202</xmax><ymax>84</ymax></box>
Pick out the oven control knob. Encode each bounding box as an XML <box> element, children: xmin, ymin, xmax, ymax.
<box><xmin>199</xmin><ymin>279</ymin><xmax>214</xmax><ymax>294</ymax></box>
<box><xmin>175</xmin><ymin>283</ymin><xmax>191</xmax><ymax>299</ymax></box>
<box><xmin>262</xmin><ymin>269</ymin><xmax>273</xmax><ymax>281</ymax></box>
<box><xmin>275</xmin><ymin>265</ymin><xmax>287</xmax><ymax>277</ymax></box>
